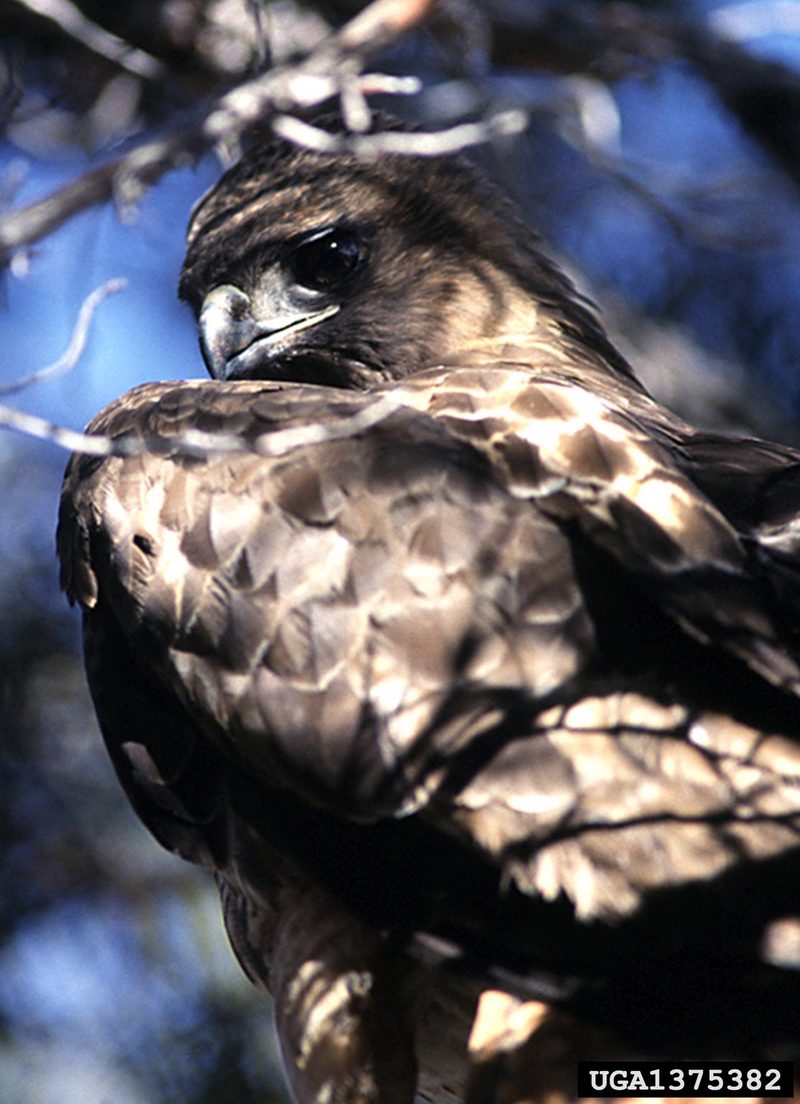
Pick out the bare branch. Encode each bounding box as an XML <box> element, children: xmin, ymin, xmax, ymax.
<box><xmin>5</xmin><ymin>0</ymin><xmax>800</xmax><ymax>265</ymax></box>
<box><xmin>0</xmin><ymin>277</ymin><xmax>126</xmax><ymax>397</ymax></box>
<box><xmin>270</xmin><ymin>109</ymin><xmax>527</xmax><ymax>156</ymax></box>
<box><xmin>0</xmin><ymin>405</ymin><xmax>121</xmax><ymax>455</ymax></box>
<box><xmin>0</xmin><ymin>158</ymin><xmax>143</xmax><ymax>260</ymax></box>
<box><xmin>0</xmin><ymin>390</ymin><xmax>408</xmax><ymax>460</ymax></box>
<box><xmin>11</xmin><ymin>0</ymin><xmax>166</xmax><ymax>82</ymax></box>
<box><xmin>0</xmin><ymin>0</ymin><xmax>443</xmax><ymax>266</ymax></box>
<box><xmin>551</xmin><ymin>96</ymin><xmax>783</xmax><ymax>252</ymax></box>
<box><xmin>481</xmin><ymin>0</ymin><xmax>800</xmax><ymax>192</ymax></box>
<box><xmin>328</xmin><ymin>0</ymin><xmax>440</xmax><ymax>55</ymax></box>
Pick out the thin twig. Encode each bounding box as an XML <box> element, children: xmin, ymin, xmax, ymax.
<box><xmin>0</xmin><ymin>391</ymin><xmax>408</xmax><ymax>459</ymax></box>
<box><xmin>11</xmin><ymin>0</ymin><xmax>166</xmax><ymax>81</ymax></box>
<box><xmin>0</xmin><ymin>277</ymin><xmax>126</xmax><ymax>397</ymax></box>
<box><xmin>253</xmin><ymin>393</ymin><xmax>406</xmax><ymax>456</ymax></box>
<box><xmin>270</xmin><ymin>109</ymin><xmax>528</xmax><ymax>156</ymax></box>
<box><xmin>0</xmin><ymin>405</ymin><xmax>123</xmax><ymax>455</ymax></box>
<box><xmin>327</xmin><ymin>0</ymin><xmax>440</xmax><ymax>55</ymax></box>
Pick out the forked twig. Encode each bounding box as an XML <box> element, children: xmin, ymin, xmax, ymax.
<box><xmin>0</xmin><ymin>277</ymin><xmax>126</xmax><ymax>397</ymax></box>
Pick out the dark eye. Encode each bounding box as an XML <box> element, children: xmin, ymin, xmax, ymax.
<box><xmin>286</xmin><ymin>229</ymin><xmax>363</xmax><ymax>292</ymax></box>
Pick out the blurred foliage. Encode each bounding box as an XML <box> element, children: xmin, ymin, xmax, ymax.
<box><xmin>0</xmin><ymin>452</ymin><xmax>290</xmax><ymax>1103</ymax></box>
<box><xmin>1</xmin><ymin>1</ymin><xmax>800</xmax><ymax>1102</ymax></box>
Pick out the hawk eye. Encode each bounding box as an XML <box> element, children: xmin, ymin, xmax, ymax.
<box><xmin>286</xmin><ymin>229</ymin><xmax>363</xmax><ymax>293</ymax></box>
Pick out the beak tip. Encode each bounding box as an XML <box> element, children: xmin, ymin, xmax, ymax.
<box><xmin>198</xmin><ymin>284</ymin><xmax>255</xmax><ymax>380</ymax></box>
<box><xmin>199</xmin><ymin>333</ymin><xmax>229</xmax><ymax>380</ymax></box>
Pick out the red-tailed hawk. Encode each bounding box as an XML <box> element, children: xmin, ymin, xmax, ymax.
<box><xmin>58</xmin><ymin>131</ymin><xmax>800</xmax><ymax>1104</ymax></box>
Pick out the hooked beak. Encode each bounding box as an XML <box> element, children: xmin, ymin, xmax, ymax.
<box><xmin>199</xmin><ymin>284</ymin><xmax>340</xmax><ymax>380</ymax></box>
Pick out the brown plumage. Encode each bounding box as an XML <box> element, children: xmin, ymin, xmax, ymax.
<box><xmin>58</xmin><ymin>131</ymin><xmax>800</xmax><ymax>1104</ymax></box>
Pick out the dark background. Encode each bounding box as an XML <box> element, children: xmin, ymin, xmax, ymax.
<box><xmin>1</xmin><ymin>2</ymin><xmax>800</xmax><ymax>1101</ymax></box>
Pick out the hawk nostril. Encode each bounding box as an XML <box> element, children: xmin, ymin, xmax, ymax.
<box><xmin>204</xmin><ymin>284</ymin><xmax>251</xmax><ymax>321</ymax></box>
<box><xmin>228</xmin><ymin>290</ymin><xmax>251</xmax><ymax>322</ymax></box>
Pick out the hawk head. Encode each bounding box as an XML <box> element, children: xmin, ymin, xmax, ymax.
<box><xmin>179</xmin><ymin>126</ymin><xmax>635</xmax><ymax>388</ymax></box>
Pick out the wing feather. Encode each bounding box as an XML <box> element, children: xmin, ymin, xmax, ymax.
<box><xmin>58</xmin><ymin>369</ymin><xmax>800</xmax><ymax>931</ymax></box>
